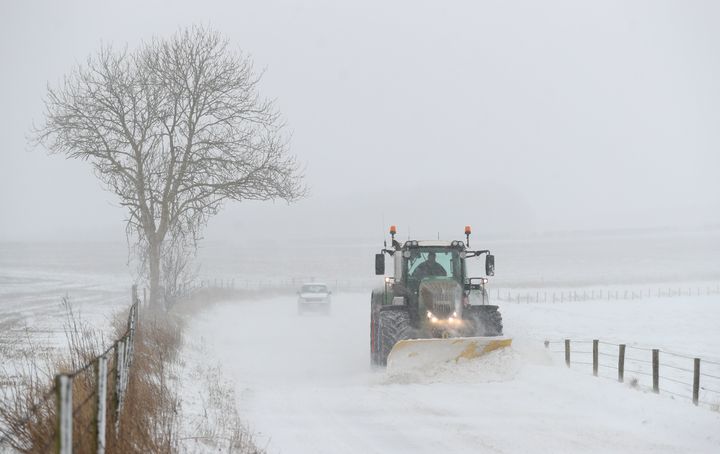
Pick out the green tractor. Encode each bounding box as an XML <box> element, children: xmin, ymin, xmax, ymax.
<box><xmin>370</xmin><ymin>225</ymin><xmax>510</xmax><ymax>369</ymax></box>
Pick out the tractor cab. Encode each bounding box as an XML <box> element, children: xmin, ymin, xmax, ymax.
<box><xmin>374</xmin><ymin>227</ymin><xmax>495</xmax><ymax>306</ymax></box>
<box><xmin>403</xmin><ymin>242</ymin><xmax>463</xmax><ymax>285</ymax></box>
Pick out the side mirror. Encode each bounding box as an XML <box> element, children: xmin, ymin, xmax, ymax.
<box><xmin>485</xmin><ymin>254</ymin><xmax>495</xmax><ymax>276</ymax></box>
<box><xmin>375</xmin><ymin>253</ymin><xmax>385</xmax><ymax>275</ymax></box>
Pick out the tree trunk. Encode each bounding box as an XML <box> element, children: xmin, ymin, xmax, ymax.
<box><xmin>148</xmin><ymin>239</ymin><xmax>162</xmax><ymax>308</ymax></box>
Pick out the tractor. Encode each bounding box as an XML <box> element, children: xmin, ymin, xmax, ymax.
<box><xmin>370</xmin><ymin>225</ymin><xmax>510</xmax><ymax>368</ymax></box>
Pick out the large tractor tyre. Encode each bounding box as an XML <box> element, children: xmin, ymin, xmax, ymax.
<box><xmin>465</xmin><ymin>305</ymin><xmax>504</xmax><ymax>336</ymax></box>
<box><xmin>378</xmin><ymin>308</ymin><xmax>413</xmax><ymax>366</ymax></box>
<box><xmin>369</xmin><ymin>289</ymin><xmax>384</xmax><ymax>366</ymax></box>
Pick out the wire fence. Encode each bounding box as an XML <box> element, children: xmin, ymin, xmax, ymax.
<box><xmin>175</xmin><ymin>277</ymin><xmax>377</xmax><ymax>296</ymax></box>
<box><xmin>0</xmin><ymin>286</ymin><xmax>140</xmax><ymax>453</ymax></box>
<box><xmin>545</xmin><ymin>338</ymin><xmax>720</xmax><ymax>409</ymax></box>
<box><xmin>170</xmin><ymin>279</ymin><xmax>720</xmax><ymax>304</ymax></box>
<box><xmin>497</xmin><ymin>284</ymin><xmax>720</xmax><ymax>304</ymax></box>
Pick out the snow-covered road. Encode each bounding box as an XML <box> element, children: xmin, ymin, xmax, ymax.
<box><xmin>187</xmin><ymin>293</ymin><xmax>720</xmax><ymax>454</ymax></box>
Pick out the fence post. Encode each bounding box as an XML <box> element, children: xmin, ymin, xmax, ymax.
<box><xmin>126</xmin><ymin>305</ymin><xmax>136</xmax><ymax>368</ymax></box>
<box><xmin>95</xmin><ymin>355</ymin><xmax>108</xmax><ymax>454</ymax></box>
<box><xmin>565</xmin><ymin>339</ymin><xmax>571</xmax><ymax>367</ymax></box>
<box><xmin>592</xmin><ymin>340</ymin><xmax>599</xmax><ymax>377</ymax></box>
<box><xmin>693</xmin><ymin>358</ymin><xmax>700</xmax><ymax>406</ymax></box>
<box><xmin>56</xmin><ymin>374</ymin><xmax>72</xmax><ymax>454</ymax></box>
<box><xmin>115</xmin><ymin>340</ymin><xmax>126</xmax><ymax>431</ymax></box>
<box><xmin>618</xmin><ymin>344</ymin><xmax>626</xmax><ymax>382</ymax></box>
<box><xmin>652</xmin><ymin>349</ymin><xmax>659</xmax><ymax>393</ymax></box>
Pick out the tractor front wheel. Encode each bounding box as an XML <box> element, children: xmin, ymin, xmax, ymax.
<box><xmin>465</xmin><ymin>305</ymin><xmax>504</xmax><ymax>336</ymax></box>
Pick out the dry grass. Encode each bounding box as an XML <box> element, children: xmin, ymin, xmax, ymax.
<box><xmin>1</xmin><ymin>293</ymin><xmax>266</xmax><ymax>453</ymax></box>
<box><xmin>0</xmin><ymin>355</ymin><xmax>57</xmax><ymax>453</ymax></box>
<box><xmin>0</xmin><ymin>299</ymin><xmax>184</xmax><ymax>453</ymax></box>
<box><xmin>105</xmin><ymin>308</ymin><xmax>184</xmax><ymax>453</ymax></box>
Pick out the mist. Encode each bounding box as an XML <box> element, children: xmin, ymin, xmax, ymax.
<box><xmin>3</xmin><ymin>4</ymin><xmax>720</xmax><ymax>452</ymax></box>
<box><xmin>2</xmin><ymin>0</ymin><xmax>720</xmax><ymax>244</ymax></box>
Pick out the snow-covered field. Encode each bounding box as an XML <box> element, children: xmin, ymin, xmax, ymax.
<box><xmin>2</xmin><ymin>234</ymin><xmax>720</xmax><ymax>453</ymax></box>
<box><xmin>186</xmin><ymin>293</ymin><xmax>720</xmax><ymax>454</ymax></box>
<box><xmin>0</xmin><ymin>242</ymin><xmax>130</xmax><ymax>338</ymax></box>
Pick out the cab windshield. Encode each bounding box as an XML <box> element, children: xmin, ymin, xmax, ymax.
<box><xmin>405</xmin><ymin>248</ymin><xmax>462</xmax><ymax>281</ymax></box>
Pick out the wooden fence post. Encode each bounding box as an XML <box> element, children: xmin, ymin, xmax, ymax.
<box><xmin>693</xmin><ymin>358</ymin><xmax>700</xmax><ymax>406</ymax></box>
<box><xmin>592</xmin><ymin>340</ymin><xmax>599</xmax><ymax>376</ymax></box>
<box><xmin>115</xmin><ymin>340</ymin><xmax>126</xmax><ymax>431</ymax></box>
<box><xmin>56</xmin><ymin>374</ymin><xmax>72</xmax><ymax>454</ymax></box>
<box><xmin>126</xmin><ymin>305</ymin><xmax>136</xmax><ymax>368</ymax></box>
<box><xmin>652</xmin><ymin>349</ymin><xmax>660</xmax><ymax>393</ymax></box>
<box><xmin>565</xmin><ymin>339</ymin><xmax>571</xmax><ymax>367</ymax></box>
<box><xmin>618</xmin><ymin>344</ymin><xmax>626</xmax><ymax>382</ymax></box>
<box><xmin>95</xmin><ymin>355</ymin><xmax>108</xmax><ymax>454</ymax></box>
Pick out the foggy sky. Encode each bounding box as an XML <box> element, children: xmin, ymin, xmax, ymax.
<box><xmin>1</xmin><ymin>0</ymin><xmax>719</xmax><ymax>243</ymax></box>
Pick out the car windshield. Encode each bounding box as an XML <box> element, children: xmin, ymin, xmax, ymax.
<box><xmin>301</xmin><ymin>284</ymin><xmax>328</xmax><ymax>293</ymax></box>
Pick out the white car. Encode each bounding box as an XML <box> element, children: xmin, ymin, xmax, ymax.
<box><xmin>297</xmin><ymin>283</ymin><xmax>332</xmax><ymax>315</ymax></box>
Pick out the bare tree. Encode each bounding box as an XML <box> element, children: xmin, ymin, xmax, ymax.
<box><xmin>32</xmin><ymin>26</ymin><xmax>305</xmax><ymax>305</ymax></box>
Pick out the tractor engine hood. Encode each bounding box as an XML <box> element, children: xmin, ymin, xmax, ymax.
<box><xmin>419</xmin><ymin>279</ymin><xmax>463</xmax><ymax>320</ymax></box>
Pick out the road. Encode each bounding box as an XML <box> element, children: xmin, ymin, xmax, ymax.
<box><xmin>187</xmin><ymin>293</ymin><xmax>720</xmax><ymax>454</ymax></box>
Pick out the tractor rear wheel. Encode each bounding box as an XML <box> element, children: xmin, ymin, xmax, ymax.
<box><xmin>370</xmin><ymin>289</ymin><xmax>384</xmax><ymax>366</ymax></box>
<box><xmin>465</xmin><ymin>305</ymin><xmax>503</xmax><ymax>336</ymax></box>
<box><xmin>378</xmin><ymin>308</ymin><xmax>413</xmax><ymax>366</ymax></box>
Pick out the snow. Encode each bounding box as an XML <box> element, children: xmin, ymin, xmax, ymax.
<box><xmin>2</xmin><ymin>239</ymin><xmax>719</xmax><ymax>452</ymax></box>
<box><xmin>185</xmin><ymin>293</ymin><xmax>720</xmax><ymax>454</ymax></box>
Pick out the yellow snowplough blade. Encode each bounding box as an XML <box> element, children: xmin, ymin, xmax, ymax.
<box><xmin>386</xmin><ymin>337</ymin><xmax>512</xmax><ymax>373</ymax></box>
